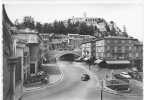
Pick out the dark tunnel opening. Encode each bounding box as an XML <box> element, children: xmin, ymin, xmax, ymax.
<box><xmin>59</xmin><ymin>53</ymin><xmax>80</xmax><ymax>61</ymax></box>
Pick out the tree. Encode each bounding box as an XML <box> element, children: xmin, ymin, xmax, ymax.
<box><xmin>42</xmin><ymin>23</ymin><xmax>54</xmax><ymax>33</ymax></box>
<box><xmin>79</xmin><ymin>22</ymin><xmax>89</xmax><ymax>35</ymax></box>
<box><xmin>23</xmin><ymin>16</ymin><xmax>35</xmax><ymax>29</ymax></box>
<box><xmin>66</xmin><ymin>21</ymin><xmax>79</xmax><ymax>34</ymax></box>
<box><xmin>35</xmin><ymin>22</ymin><xmax>42</xmax><ymax>32</ymax></box>
<box><xmin>87</xmin><ymin>25</ymin><xmax>95</xmax><ymax>36</ymax></box>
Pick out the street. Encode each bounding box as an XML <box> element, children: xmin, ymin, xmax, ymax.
<box><xmin>22</xmin><ymin>61</ymin><xmax>142</xmax><ymax>100</ymax></box>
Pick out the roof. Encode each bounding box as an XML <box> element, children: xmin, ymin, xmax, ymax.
<box><xmin>2</xmin><ymin>4</ymin><xmax>14</xmax><ymax>26</ymax></box>
<box><xmin>106</xmin><ymin>60</ymin><xmax>130</xmax><ymax>64</ymax></box>
<box><xmin>134</xmin><ymin>42</ymin><xmax>143</xmax><ymax>46</ymax></box>
<box><xmin>96</xmin><ymin>36</ymin><xmax>138</xmax><ymax>41</ymax></box>
<box><xmin>81</xmin><ymin>39</ymin><xmax>97</xmax><ymax>44</ymax></box>
<box><xmin>105</xmin><ymin>36</ymin><xmax>136</xmax><ymax>40</ymax></box>
<box><xmin>15</xmin><ymin>28</ymin><xmax>38</xmax><ymax>34</ymax></box>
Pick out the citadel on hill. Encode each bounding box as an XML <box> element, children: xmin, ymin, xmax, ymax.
<box><xmin>15</xmin><ymin>13</ymin><xmax>128</xmax><ymax>38</ymax></box>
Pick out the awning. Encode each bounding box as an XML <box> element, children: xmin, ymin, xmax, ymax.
<box><xmin>94</xmin><ymin>59</ymin><xmax>107</xmax><ymax>67</ymax></box>
<box><xmin>106</xmin><ymin>60</ymin><xmax>130</xmax><ymax>64</ymax></box>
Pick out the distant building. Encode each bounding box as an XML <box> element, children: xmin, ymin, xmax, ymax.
<box><xmin>95</xmin><ymin>36</ymin><xmax>143</xmax><ymax>68</ymax></box>
<box><xmin>68</xmin><ymin>34</ymin><xmax>83</xmax><ymax>49</ymax></box>
<box><xmin>39</xmin><ymin>33</ymin><xmax>53</xmax><ymax>54</ymax></box>
<box><xmin>81</xmin><ymin>40</ymin><xmax>96</xmax><ymax>59</ymax></box>
<box><xmin>68</xmin><ymin>34</ymin><xmax>96</xmax><ymax>50</ymax></box>
<box><xmin>39</xmin><ymin>33</ymin><xmax>52</xmax><ymax>41</ymax></box>
<box><xmin>132</xmin><ymin>41</ymin><xmax>143</xmax><ymax>71</ymax></box>
<box><xmin>62</xmin><ymin>16</ymin><xmax>121</xmax><ymax>35</ymax></box>
<box><xmin>40</xmin><ymin>33</ymin><xmax>70</xmax><ymax>51</ymax></box>
<box><xmin>49</xmin><ymin>34</ymin><xmax>69</xmax><ymax>50</ymax></box>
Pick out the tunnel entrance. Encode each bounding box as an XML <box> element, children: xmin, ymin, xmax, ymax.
<box><xmin>59</xmin><ymin>53</ymin><xmax>80</xmax><ymax>61</ymax></box>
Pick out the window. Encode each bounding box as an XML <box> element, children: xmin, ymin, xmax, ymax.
<box><xmin>117</xmin><ymin>40</ymin><xmax>121</xmax><ymax>44</ymax></box>
<box><xmin>114</xmin><ymin>46</ymin><xmax>117</xmax><ymax>52</ymax></box>
<box><xmin>30</xmin><ymin>63</ymin><xmax>35</xmax><ymax>74</ymax></box>
<box><xmin>23</xmin><ymin>52</ymin><xmax>29</xmax><ymax>66</ymax></box>
<box><xmin>129</xmin><ymin>53</ymin><xmax>132</xmax><ymax>58</ymax></box>
<box><xmin>107</xmin><ymin>53</ymin><xmax>111</xmax><ymax>57</ymax></box>
<box><xmin>15</xmin><ymin>60</ymin><xmax>21</xmax><ymax>85</ymax></box>
<box><xmin>129</xmin><ymin>46</ymin><xmax>132</xmax><ymax>50</ymax></box>
<box><xmin>118</xmin><ymin>46</ymin><xmax>121</xmax><ymax>50</ymax></box>
<box><xmin>136</xmin><ymin>53</ymin><xmax>139</xmax><ymax>58</ymax></box>
<box><xmin>122</xmin><ymin>46</ymin><xmax>125</xmax><ymax>52</ymax></box>
<box><xmin>106</xmin><ymin>40</ymin><xmax>110</xmax><ymax>44</ymax></box>
<box><xmin>114</xmin><ymin>40</ymin><xmax>117</xmax><ymax>44</ymax></box>
<box><xmin>122</xmin><ymin>40</ymin><xmax>125</xmax><ymax>44</ymax></box>
<box><xmin>128</xmin><ymin>40</ymin><xmax>132</xmax><ymax>44</ymax></box>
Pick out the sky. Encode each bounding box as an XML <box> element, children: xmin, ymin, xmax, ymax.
<box><xmin>5</xmin><ymin>3</ymin><xmax>144</xmax><ymax>41</ymax></box>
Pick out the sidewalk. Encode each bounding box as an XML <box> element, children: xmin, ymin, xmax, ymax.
<box><xmin>23</xmin><ymin>74</ymin><xmax>63</xmax><ymax>92</ymax></box>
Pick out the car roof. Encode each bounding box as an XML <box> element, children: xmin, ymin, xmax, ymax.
<box><xmin>121</xmin><ymin>72</ymin><xmax>128</xmax><ymax>74</ymax></box>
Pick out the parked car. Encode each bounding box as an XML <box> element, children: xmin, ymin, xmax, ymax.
<box><xmin>81</xmin><ymin>74</ymin><xmax>90</xmax><ymax>81</ymax></box>
<box><xmin>128</xmin><ymin>71</ymin><xmax>143</xmax><ymax>81</ymax></box>
<box><xmin>83</xmin><ymin>57</ymin><xmax>90</xmax><ymax>61</ymax></box>
<box><xmin>41</xmin><ymin>76</ymin><xmax>49</xmax><ymax>84</ymax></box>
<box><xmin>106</xmin><ymin>79</ymin><xmax>130</xmax><ymax>92</ymax></box>
<box><xmin>120</xmin><ymin>72</ymin><xmax>131</xmax><ymax>79</ymax></box>
<box><xmin>74</xmin><ymin>57</ymin><xmax>84</xmax><ymax>62</ymax></box>
<box><xmin>37</xmin><ymin>71</ymin><xmax>45</xmax><ymax>76</ymax></box>
<box><xmin>114</xmin><ymin>73</ymin><xmax>131</xmax><ymax>82</ymax></box>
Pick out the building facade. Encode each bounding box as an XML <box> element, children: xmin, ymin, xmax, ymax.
<box><xmin>3</xmin><ymin>5</ymin><xmax>23</xmax><ymax>100</ymax></box>
<box><xmin>131</xmin><ymin>41</ymin><xmax>143</xmax><ymax>71</ymax></box>
<box><xmin>95</xmin><ymin>36</ymin><xmax>143</xmax><ymax>68</ymax></box>
<box><xmin>81</xmin><ymin>40</ymin><xmax>96</xmax><ymax>59</ymax></box>
<box><xmin>68</xmin><ymin>34</ymin><xmax>96</xmax><ymax>50</ymax></box>
<box><xmin>13</xmin><ymin>29</ymin><xmax>42</xmax><ymax>76</ymax></box>
<box><xmin>13</xmin><ymin>39</ymin><xmax>30</xmax><ymax>82</ymax></box>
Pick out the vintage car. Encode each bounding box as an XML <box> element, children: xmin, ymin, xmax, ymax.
<box><xmin>106</xmin><ymin>79</ymin><xmax>130</xmax><ymax>92</ymax></box>
<box><xmin>81</xmin><ymin>74</ymin><xmax>90</xmax><ymax>81</ymax></box>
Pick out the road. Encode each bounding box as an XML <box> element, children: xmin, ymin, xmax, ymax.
<box><xmin>22</xmin><ymin>61</ymin><xmax>142</xmax><ymax>100</ymax></box>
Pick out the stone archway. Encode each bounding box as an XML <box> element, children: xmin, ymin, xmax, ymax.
<box><xmin>58</xmin><ymin>53</ymin><xmax>80</xmax><ymax>61</ymax></box>
<box><xmin>44</xmin><ymin>50</ymin><xmax>81</xmax><ymax>63</ymax></box>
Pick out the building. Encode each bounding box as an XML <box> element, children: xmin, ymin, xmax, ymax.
<box><xmin>68</xmin><ymin>35</ymin><xmax>83</xmax><ymax>49</ymax></box>
<box><xmin>68</xmin><ymin>34</ymin><xmax>96</xmax><ymax>50</ymax></box>
<box><xmin>39</xmin><ymin>33</ymin><xmax>52</xmax><ymax>41</ymax></box>
<box><xmin>132</xmin><ymin>41</ymin><xmax>143</xmax><ymax>71</ymax></box>
<box><xmin>13</xmin><ymin>28</ymin><xmax>42</xmax><ymax>75</ymax></box>
<box><xmin>13</xmin><ymin>39</ymin><xmax>30</xmax><ymax>82</ymax></box>
<box><xmin>81</xmin><ymin>39</ymin><xmax>96</xmax><ymax>59</ymax></box>
<box><xmin>3</xmin><ymin>5</ymin><xmax>23</xmax><ymax>100</ymax></box>
<box><xmin>95</xmin><ymin>36</ymin><xmax>143</xmax><ymax>68</ymax></box>
<box><xmin>40</xmin><ymin>33</ymin><xmax>69</xmax><ymax>51</ymax></box>
<box><xmin>39</xmin><ymin>33</ymin><xmax>54</xmax><ymax>55</ymax></box>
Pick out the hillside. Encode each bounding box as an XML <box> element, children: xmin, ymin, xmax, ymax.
<box><xmin>15</xmin><ymin>16</ymin><xmax>128</xmax><ymax>38</ymax></box>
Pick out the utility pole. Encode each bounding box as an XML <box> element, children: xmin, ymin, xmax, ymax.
<box><xmin>101</xmin><ymin>80</ymin><xmax>103</xmax><ymax>100</ymax></box>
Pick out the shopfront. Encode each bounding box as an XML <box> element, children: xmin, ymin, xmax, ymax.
<box><xmin>106</xmin><ymin>60</ymin><xmax>131</xmax><ymax>69</ymax></box>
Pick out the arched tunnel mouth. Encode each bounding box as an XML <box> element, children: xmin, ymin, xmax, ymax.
<box><xmin>59</xmin><ymin>53</ymin><xmax>80</xmax><ymax>61</ymax></box>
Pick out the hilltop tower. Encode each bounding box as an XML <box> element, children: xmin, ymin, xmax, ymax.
<box><xmin>83</xmin><ymin>12</ymin><xmax>87</xmax><ymax>18</ymax></box>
